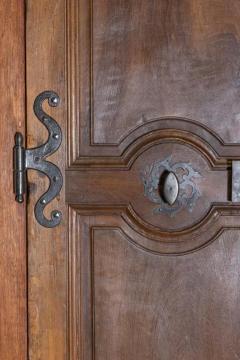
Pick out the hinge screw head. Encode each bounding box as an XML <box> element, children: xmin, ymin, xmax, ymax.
<box><xmin>50</xmin><ymin>96</ymin><xmax>59</xmax><ymax>107</ymax></box>
<box><xmin>53</xmin><ymin>210</ymin><xmax>61</xmax><ymax>219</ymax></box>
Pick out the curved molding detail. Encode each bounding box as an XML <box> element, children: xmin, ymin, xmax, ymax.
<box><xmin>66</xmin><ymin>0</ymin><xmax>240</xmax><ymax>166</ymax></box>
<box><xmin>72</xmin><ymin>207</ymin><xmax>240</xmax><ymax>255</ymax></box>
<box><xmin>70</xmin><ymin>117</ymin><xmax>240</xmax><ymax>167</ymax></box>
<box><xmin>66</xmin><ymin>117</ymin><xmax>240</xmax><ymax>251</ymax></box>
<box><xmin>70</xmin><ymin>117</ymin><xmax>240</xmax><ymax>168</ymax></box>
<box><xmin>122</xmin><ymin>205</ymin><xmax>240</xmax><ymax>254</ymax></box>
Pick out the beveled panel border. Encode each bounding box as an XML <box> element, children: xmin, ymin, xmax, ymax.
<box><xmin>66</xmin><ymin>0</ymin><xmax>240</xmax><ymax>167</ymax></box>
<box><xmin>68</xmin><ymin>207</ymin><xmax>240</xmax><ymax>359</ymax></box>
<box><xmin>69</xmin><ymin>206</ymin><xmax>240</xmax><ymax>256</ymax></box>
<box><xmin>65</xmin><ymin>121</ymin><xmax>240</xmax><ymax>243</ymax></box>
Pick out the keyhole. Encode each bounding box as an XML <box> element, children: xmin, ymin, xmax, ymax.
<box><xmin>159</xmin><ymin>171</ymin><xmax>179</xmax><ymax>206</ymax></box>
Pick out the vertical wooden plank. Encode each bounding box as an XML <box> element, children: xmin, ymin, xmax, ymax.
<box><xmin>26</xmin><ymin>1</ymin><xmax>67</xmax><ymax>359</ymax></box>
<box><xmin>0</xmin><ymin>1</ymin><xmax>27</xmax><ymax>359</ymax></box>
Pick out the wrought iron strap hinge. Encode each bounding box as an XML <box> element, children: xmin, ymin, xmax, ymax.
<box><xmin>13</xmin><ymin>91</ymin><xmax>63</xmax><ymax>228</ymax></box>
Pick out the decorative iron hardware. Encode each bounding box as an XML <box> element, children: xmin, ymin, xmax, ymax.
<box><xmin>141</xmin><ymin>156</ymin><xmax>202</xmax><ymax>217</ymax></box>
<box><xmin>13</xmin><ymin>91</ymin><xmax>63</xmax><ymax>228</ymax></box>
<box><xmin>232</xmin><ymin>161</ymin><xmax>240</xmax><ymax>202</ymax></box>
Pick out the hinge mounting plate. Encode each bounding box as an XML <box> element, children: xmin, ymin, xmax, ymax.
<box><xmin>13</xmin><ymin>91</ymin><xmax>63</xmax><ymax>228</ymax></box>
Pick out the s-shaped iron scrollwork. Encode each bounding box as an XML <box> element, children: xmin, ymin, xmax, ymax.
<box><xmin>14</xmin><ymin>91</ymin><xmax>63</xmax><ymax>228</ymax></box>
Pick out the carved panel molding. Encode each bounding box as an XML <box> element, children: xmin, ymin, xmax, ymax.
<box><xmin>67</xmin><ymin>0</ymin><xmax>240</xmax><ymax>166</ymax></box>
<box><xmin>68</xmin><ymin>208</ymin><xmax>240</xmax><ymax>359</ymax></box>
<box><xmin>65</xmin><ymin>0</ymin><xmax>240</xmax><ymax>257</ymax></box>
<box><xmin>66</xmin><ymin>1</ymin><xmax>240</xmax><ymax>359</ymax></box>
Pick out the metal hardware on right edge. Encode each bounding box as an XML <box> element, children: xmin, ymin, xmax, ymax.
<box><xmin>13</xmin><ymin>90</ymin><xmax>63</xmax><ymax>228</ymax></box>
<box><xmin>232</xmin><ymin>161</ymin><xmax>240</xmax><ymax>202</ymax></box>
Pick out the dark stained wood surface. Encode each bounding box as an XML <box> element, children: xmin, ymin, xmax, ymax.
<box><xmin>92</xmin><ymin>0</ymin><xmax>240</xmax><ymax>144</ymax></box>
<box><xmin>0</xmin><ymin>1</ymin><xmax>27</xmax><ymax>359</ymax></box>
<box><xmin>71</xmin><ymin>215</ymin><xmax>240</xmax><ymax>360</ymax></box>
<box><xmin>66</xmin><ymin>1</ymin><xmax>240</xmax><ymax>359</ymax></box>
<box><xmin>92</xmin><ymin>227</ymin><xmax>240</xmax><ymax>360</ymax></box>
<box><xmin>67</xmin><ymin>0</ymin><xmax>240</xmax><ymax>164</ymax></box>
<box><xmin>28</xmin><ymin>0</ymin><xmax>240</xmax><ymax>359</ymax></box>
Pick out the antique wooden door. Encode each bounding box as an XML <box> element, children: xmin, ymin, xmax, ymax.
<box><xmin>25</xmin><ymin>1</ymin><xmax>240</xmax><ymax>359</ymax></box>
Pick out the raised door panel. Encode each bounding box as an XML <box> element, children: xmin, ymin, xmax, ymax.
<box><xmin>68</xmin><ymin>0</ymin><xmax>240</xmax><ymax>165</ymax></box>
<box><xmin>92</xmin><ymin>0</ymin><xmax>240</xmax><ymax>144</ymax></box>
<box><xmin>69</xmin><ymin>211</ymin><xmax>240</xmax><ymax>360</ymax></box>
<box><xmin>66</xmin><ymin>1</ymin><xmax>240</xmax><ymax>359</ymax></box>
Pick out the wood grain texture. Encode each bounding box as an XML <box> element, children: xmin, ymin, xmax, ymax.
<box><xmin>65</xmin><ymin>1</ymin><xmax>240</xmax><ymax>359</ymax></box>
<box><xmin>69</xmin><ymin>210</ymin><xmax>240</xmax><ymax>360</ymax></box>
<box><xmin>67</xmin><ymin>0</ymin><xmax>240</xmax><ymax>166</ymax></box>
<box><xmin>92</xmin><ymin>0</ymin><xmax>240</xmax><ymax>144</ymax></box>
<box><xmin>28</xmin><ymin>0</ymin><xmax>240</xmax><ymax>359</ymax></box>
<box><xmin>26</xmin><ymin>1</ymin><xmax>67</xmax><ymax>359</ymax></box>
<box><xmin>0</xmin><ymin>1</ymin><xmax>27</xmax><ymax>359</ymax></box>
<box><xmin>92</xmin><ymin>228</ymin><xmax>240</xmax><ymax>360</ymax></box>
<box><xmin>66</xmin><ymin>137</ymin><xmax>228</xmax><ymax>233</ymax></box>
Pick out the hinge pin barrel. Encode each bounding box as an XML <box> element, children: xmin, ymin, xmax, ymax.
<box><xmin>13</xmin><ymin>132</ymin><xmax>26</xmax><ymax>203</ymax></box>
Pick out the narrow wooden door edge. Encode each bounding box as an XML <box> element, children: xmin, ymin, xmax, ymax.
<box><xmin>0</xmin><ymin>1</ymin><xmax>28</xmax><ymax>359</ymax></box>
<box><xmin>26</xmin><ymin>1</ymin><xmax>67</xmax><ymax>358</ymax></box>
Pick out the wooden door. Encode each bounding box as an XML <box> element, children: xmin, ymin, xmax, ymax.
<box><xmin>27</xmin><ymin>1</ymin><xmax>240</xmax><ymax>359</ymax></box>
